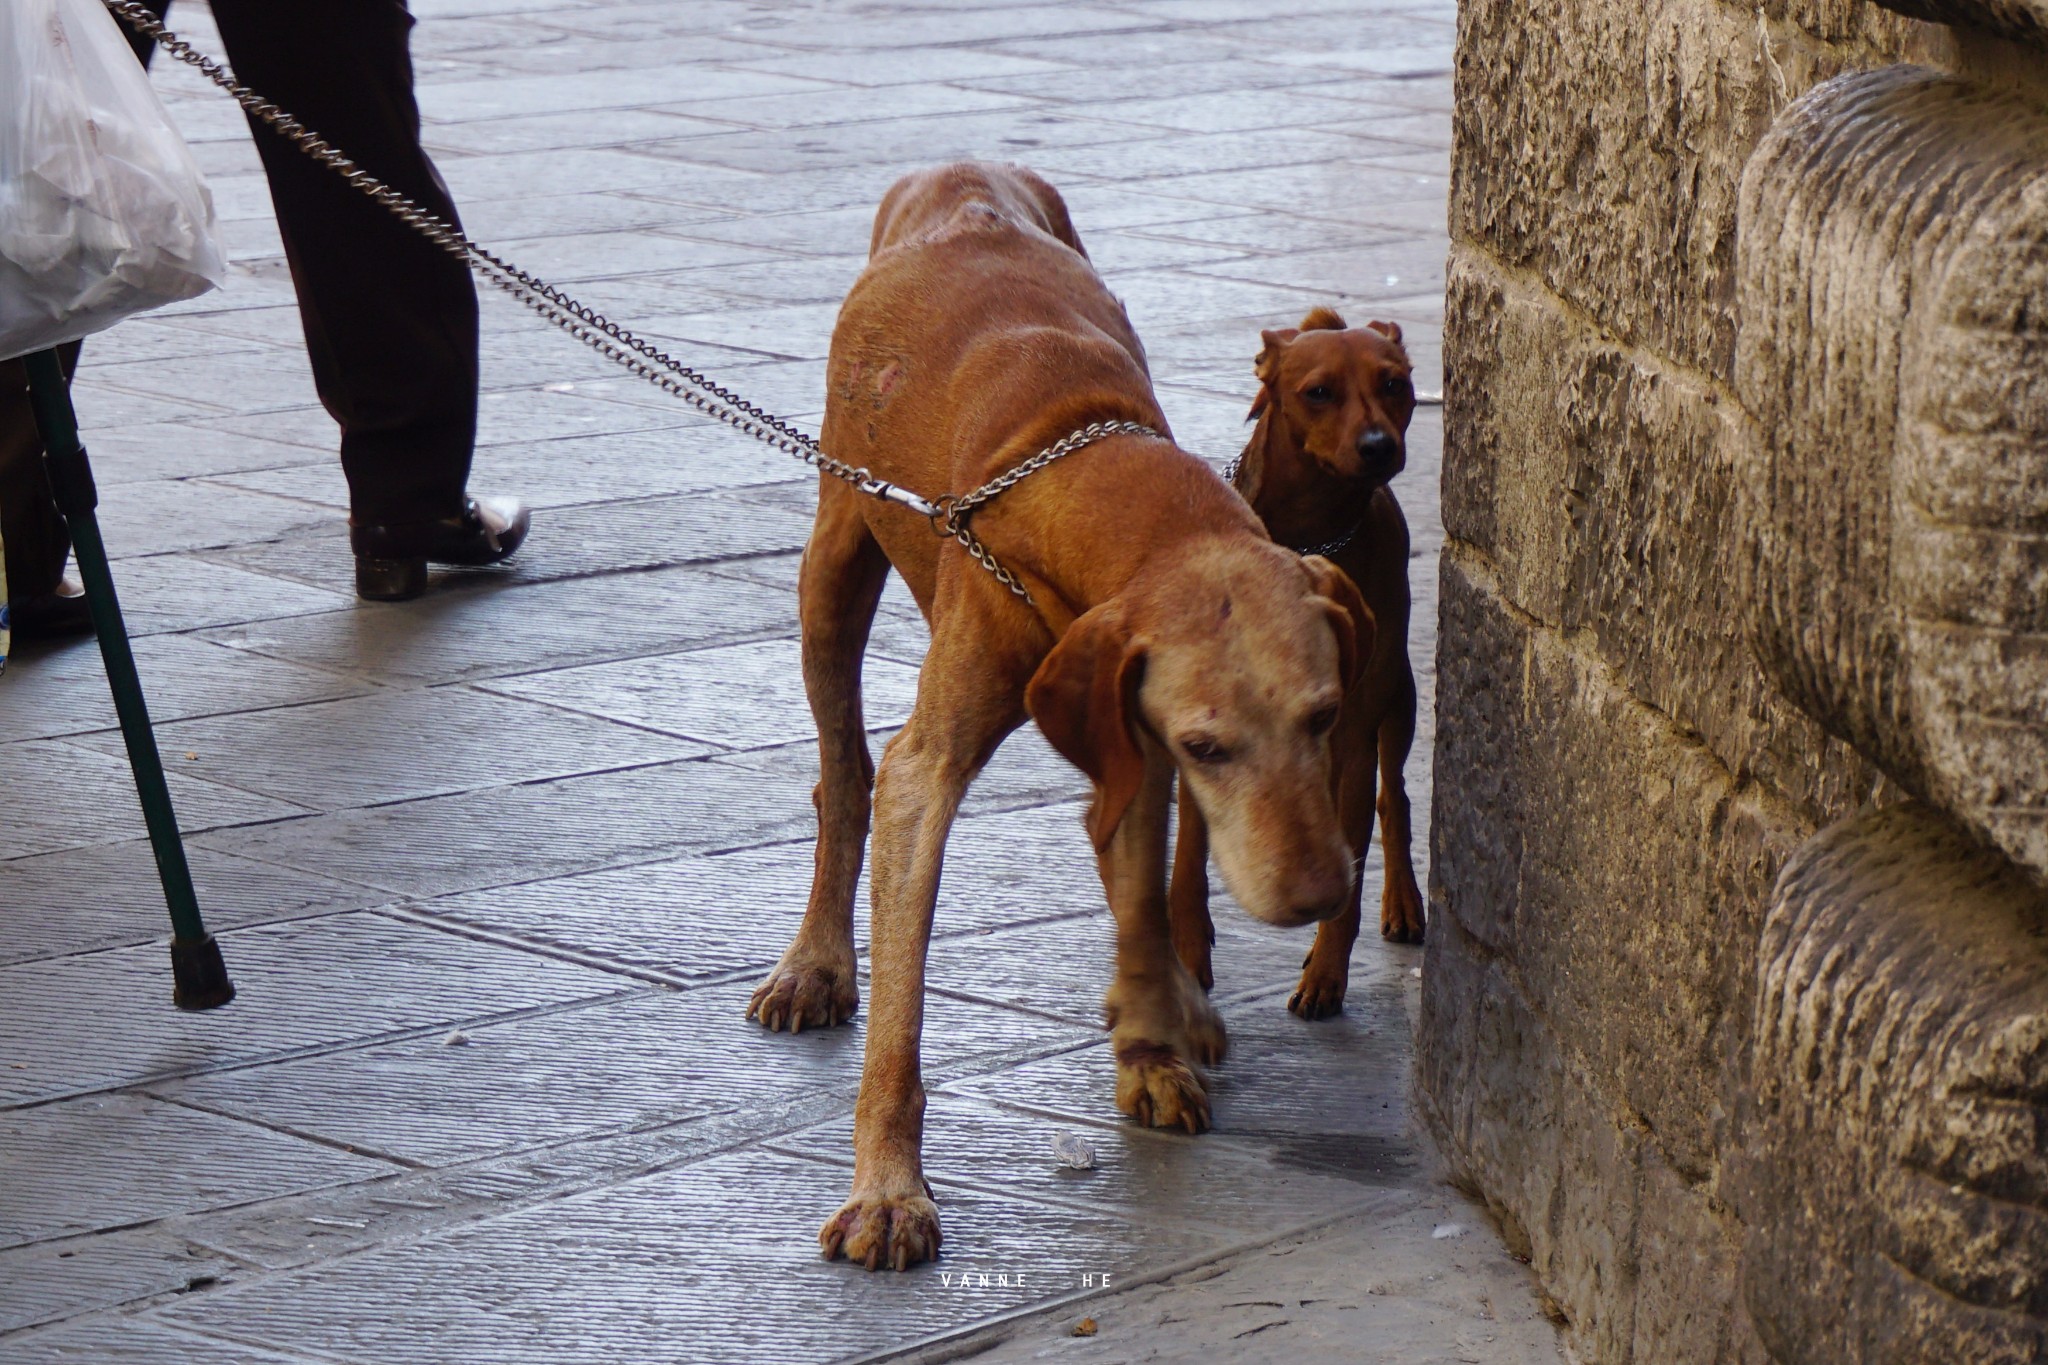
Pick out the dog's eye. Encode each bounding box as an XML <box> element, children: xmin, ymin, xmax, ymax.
<box><xmin>1382</xmin><ymin>373</ymin><xmax>1412</xmax><ymax>400</ymax></box>
<box><xmin>1306</xmin><ymin>705</ymin><xmax>1340</xmax><ymax>737</ymax></box>
<box><xmin>1304</xmin><ymin>384</ymin><xmax>1334</xmax><ymax>404</ymax></box>
<box><xmin>1180</xmin><ymin>735</ymin><xmax>1231</xmax><ymax>765</ymax></box>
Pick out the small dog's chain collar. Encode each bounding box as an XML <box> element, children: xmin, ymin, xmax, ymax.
<box><xmin>1218</xmin><ymin>454</ymin><xmax>1363</xmax><ymax>559</ymax></box>
<box><xmin>96</xmin><ymin>0</ymin><xmax>1155</xmax><ymax>610</ymax></box>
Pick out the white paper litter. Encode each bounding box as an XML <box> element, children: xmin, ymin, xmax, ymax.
<box><xmin>1050</xmin><ymin>1130</ymin><xmax>1096</xmax><ymax>1170</ymax></box>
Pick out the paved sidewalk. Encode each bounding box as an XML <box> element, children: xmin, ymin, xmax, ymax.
<box><xmin>1</xmin><ymin>0</ymin><xmax>1562</xmax><ymax>1360</ymax></box>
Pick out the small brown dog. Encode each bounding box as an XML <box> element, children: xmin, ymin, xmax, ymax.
<box><xmin>1169</xmin><ymin>306</ymin><xmax>1425</xmax><ymax>1019</ymax></box>
<box><xmin>745</xmin><ymin>165</ymin><xmax>1374</xmax><ymax>1270</ymax></box>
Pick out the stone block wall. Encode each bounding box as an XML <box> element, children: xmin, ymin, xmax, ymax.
<box><xmin>1417</xmin><ymin>1</ymin><xmax>2048</xmax><ymax>1360</ymax></box>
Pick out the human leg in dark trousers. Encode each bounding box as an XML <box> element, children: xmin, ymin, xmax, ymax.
<box><xmin>192</xmin><ymin>0</ymin><xmax>530</xmax><ymax>598</ymax></box>
<box><xmin>0</xmin><ymin>0</ymin><xmax>531</xmax><ymax>611</ymax></box>
<box><xmin>0</xmin><ymin>347</ymin><xmax>93</xmax><ymax>638</ymax></box>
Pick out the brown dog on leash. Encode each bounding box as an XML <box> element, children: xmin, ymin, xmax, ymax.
<box><xmin>1169</xmin><ymin>307</ymin><xmax>1425</xmax><ymax>1020</ymax></box>
<box><xmin>745</xmin><ymin>164</ymin><xmax>1372</xmax><ymax>1271</ymax></box>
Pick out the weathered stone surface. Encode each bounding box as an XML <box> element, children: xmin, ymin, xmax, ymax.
<box><xmin>1417</xmin><ymin>908</ymin><xmax>1645</xmax><ymax>1364</ymax></box>
<box><xmin>1451</xmin><ymin>0</ymin><xmax>1921</xmax><ymax>385</ymax></box>
<box><xmin>1439</xmin><ymin>249</ymin><xmax>1881</xmax><ymax>820</ymax></box>
<box><xmin>1736</xmin><ymin>67</ymin><xmax>2048</xmax><ymax>883</ymax></box>
<box><xmin>1427</xmin><ymin>553</ymin><xmax>1805</xmax><ymax>1182</ymax></box>
<box><xmin>1738</xmin><ymin>803</ymin><xmax>2048</xmax><ymax>1363</ymax></box>
<box><xmin>1437</xmin><ymin>0</ymin><xmax>2048</xmax><ymax>1350</ymax></box>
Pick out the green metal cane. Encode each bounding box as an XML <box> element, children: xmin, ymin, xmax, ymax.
<box><xmin>22</xmin><ymin>347</ymin><xmax>234</xmax><ymax>1010</ymax></box>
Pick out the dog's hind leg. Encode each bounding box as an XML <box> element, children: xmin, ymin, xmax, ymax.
<box><xmin>1376</xmin><ymin>660</ymin><xmax>1425</xmax><ymax>944</ymax></box>
<box><xmin>1167</xmin><ymin>780</ymin><xmax>1216</xmax><ymax>990</ymax></box>
<box><xmin>749</xmin><ymin>484</ymin><xmax>891</xmax><ymax>1033</ymax></box>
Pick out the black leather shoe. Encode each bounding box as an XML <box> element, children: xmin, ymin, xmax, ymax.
<box><xmin>10</xmin><ymin>575</ymin><xmax>95</xmax><ymax>640</ymax></box>
<box><xmin>350</xmin><ymin>495</ymin><xmax>532</xmax><ymax>602</ymax></box>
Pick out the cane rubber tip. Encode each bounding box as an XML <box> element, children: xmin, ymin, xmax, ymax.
<box><xmin>171</xmin><ymin>936</ymin><xmax>235</xmax><ymax>1011</ymax></box>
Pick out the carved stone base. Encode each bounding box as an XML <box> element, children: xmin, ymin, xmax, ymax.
<box><xmin>1742</xmin><ymin>803</ymin><xmax>2048</xmax><ymax>1364</ymax></box>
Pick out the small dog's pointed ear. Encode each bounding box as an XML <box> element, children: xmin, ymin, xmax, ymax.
<box><xmin>1367</xmin><ymin>319</ymin><xmax>1404</xmax><ymax>345</ymax></box>
<box><xmin>1301</xmin><ymin>555</ymin><xmax>1376</xmax><ymax>693</ymax></box>
<box><xmin>1027</xmin><ymin>605</ymin><xmax>1149</xmax><ymax>851</ymax></box>
<box><xmin>1299</xmin><ymin>306</ymin><xmax>1347</xmax><ymax>332</ymax></box>
<box><xmin>1255</xmin><ymin>327</ymin><xmax>1299</xmax><ymax>381</ymax></box>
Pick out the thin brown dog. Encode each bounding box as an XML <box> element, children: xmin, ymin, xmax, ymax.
<box><xmin>1169</xmin><ymin>307</ymin><xmax>1426</xmax><ymax>1021</ymax></box>
<box><xmin>745</xmin><ymin>165</ymin><xmax>1372</xmax><ymax>1271</ymax></box>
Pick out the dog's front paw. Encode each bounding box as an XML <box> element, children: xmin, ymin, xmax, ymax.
<box><xmin>1380</xmin><ymin>873</ymin><xmax>1425</xmax><ymax>944</ymax></box>
<box><xmin>1114</xmin><ymin>1040</ymin><xmax>1212</xmax><ymax>1134</ymax></box>
<box><xmin>1288</xmin><ymin>935</ymin><xmax>1351</xmax><ymax>1018</ymax></box>
<box><xmin>1287</xmin><ymin>966</ymin><xmax>1348</xmax><ymax>1020</ymax></box>
<box><xmin>748</xmin><ymin>951</ymin><xmax>858</xmax><ymax>1032</ymax></box>
<box><xmin>820</xmin><ymin>1188</ymin><xmax>941</xmax><ymax>1271</ymax></box>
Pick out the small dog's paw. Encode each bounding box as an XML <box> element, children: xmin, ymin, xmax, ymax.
<box><xmin>1380</xmin><ymin>875</ymin><xmax>1425</xmax><ymax>944</ymax></box>
<box><xmin>820</xmin><ymin>1189</ymin><xmax>941</xmax><ymax>1272</ymax></box>
<box><xmin>1114</xmin><ymin>1040</ymin><xmax>1212</xmax><ymax>1134</ymax></box>
<box><xmin>747</xmin><ymin>953</ymin><xmax>858</xmax><ymax>1032</ymax></box>
<box><xmin>1288</xmin><ymin>962</ymin><xmax>1348</xmax><ymax>1019</ymax></box>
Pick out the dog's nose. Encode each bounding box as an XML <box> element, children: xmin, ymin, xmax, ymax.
<box><xmin>1357</xmin><ymin>429</ymin><xmax>1400</xmax><ymax>473</ymax></box>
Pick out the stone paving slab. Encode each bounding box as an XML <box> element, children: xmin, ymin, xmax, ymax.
<box><xmin>0</xmin><ymin>1094</ymin><xmax>392</xmax><ymax>1249</ymax></box>
<box><xmin>206</xmin><ymin>486</ymin><xmax>815</xmax><ymax>593</ymax></box>
<box><xmin>0</xmin><ymin>841</ymin><xmax>378</xmax><ymax>967</ymax></box>
<box><xmin>949</xmin><ymin>976</ymin><xmax>1418</xmax><ymax>1155</ymax></box>
<box><xmin>0</xmin><ymin>1241</ymin><xmax>242</xmax><ymax>1339</ymax></box>
<box><xmin>67</xmin><ymin>687</ymin><xmax>711</xmax><ymax>812</ymax></box>
<box><xmin>0</xmin><ymin>914</ymin><xmax>632</xmax><ymax>1107</ymax></box>
<box><xmin>924</xmin><ymin>912</ymin><xmax>1319</xmax><ymax>1027</ymax></box>
<box><xmin>772</xmin><ymin>1092</ymin><xmax>1390</xmax><ymax>1238</ymax></box>
<box><xmin>69</xmin><ymin>554</ymin><xmax>354</xmax><ymax>640</ymax></box>
<box><xmin>0</xmin><ymin>1320</ymin><xmax>309</xmax><ymax>1365</ymax></box>
<box><xmin>482</xmin><ymin>638</ymin><xmax>924</xmax><ymax>748</ymax></box>
<box><xmin>157</xmin><ymin>1147</ymin><xmax>1222</xmax><ymax>1365</ymax></box>
<box><xmin>190</xmin><ymin>565</ymin><xmax>796</xmax><ymax>686</ymax></box>
<box><xmin>0</xmin><ymin>741</ymin><xmax>302</xmax><ymax>861</ymax></box>
<box><xmin>399</xmin><ymin>798</ymin><xmax>1109</xmax><ymax>983</ymax></box>
<box><xmin>0</xmin><ymin>635</ymin><xmax>368</xmax><ymax>745</ymax></box>
<box><xmin>191</xmin><ymin>758</ymin><xmax>816</xmax><ymax>896</ymax></box>
<box><xmin>152</xmin><ymin>982</ymin><xmax>1072</xmax><ymax>1169</ymax></box>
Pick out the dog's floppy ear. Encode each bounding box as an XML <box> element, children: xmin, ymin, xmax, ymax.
<box><xmin>1249</xmin><ymin>327</ymin><xmax>1299</xmax><ymax>419</ymax></box>
<box><xmin>1367</xmin><ymin>319</ymin><xmax>1404</xmax><ymax>345</ymax></box>
<box><xmin>1027</xmin><ymin>604</ymin><xmax>1149</xmax><ymax>850</ymax></box>
<box><xmin>1301</xmin><ymin>554</ymin><xmax>1376</xmax><ymax>693</ymax></box>
<box><xmin>1300</xmin><ymin>306</ymin><xmax>1348</xmax><ymax>332</ymax></box>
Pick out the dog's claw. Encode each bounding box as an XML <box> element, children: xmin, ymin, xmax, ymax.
<box><xmin>1115</xmin><ymin>1042</ymin><xmax>1212</xmax><ymax>1134</ymax></box>
<box><xmin>1288</xmin><ymin>973</ymin><xmax>1346</xmax><ymax>1019</ymax></box>
<box><xmin>749</xmin><ymin>956</ymin><xmax>859</xmax><ymax>1033</ymax></box>
<box><xmin>1381</xmin><ymin>874</ymin><xmax>1426</xmax><ymax>944</ymax></box>
<box><xmin>821</xmin><ymin>1189</ymin><xmax>941</xmax><ymax>1272</ymax></box>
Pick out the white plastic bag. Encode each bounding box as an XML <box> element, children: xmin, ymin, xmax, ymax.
<box><xmin>0</xmin><ymin>0</ymin><xmax>223</xmax><ymax>361</ymax></box>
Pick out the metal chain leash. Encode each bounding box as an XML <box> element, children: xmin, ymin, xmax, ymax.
<box><xmin>101</xmin><ymin>0</ymin><xmax>1158</xmax><ymax>604</ymax></box>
